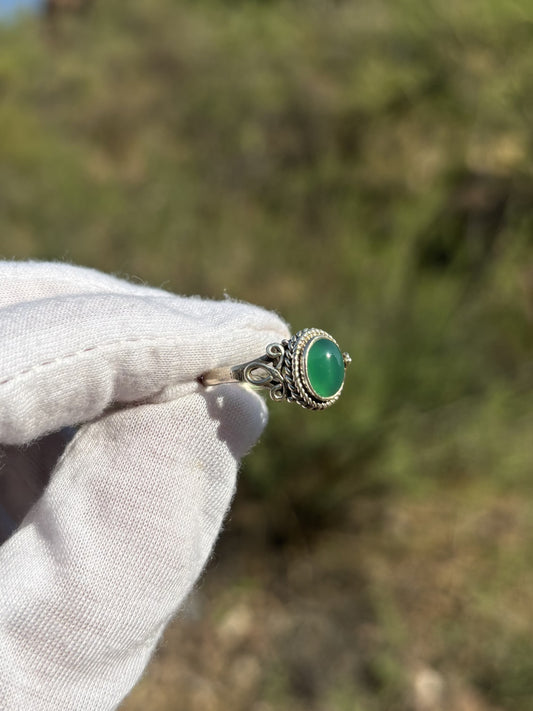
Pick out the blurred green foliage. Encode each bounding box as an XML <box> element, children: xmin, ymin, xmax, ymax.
<box><xmin>3</xmin><ymin>1</ymin><xmax>533</xmax><ymax>708</ymax></box>
<box><xmin>1</xmin><ymin>0</ymin><xmax>533</xmax><ymax>519</ymax></box>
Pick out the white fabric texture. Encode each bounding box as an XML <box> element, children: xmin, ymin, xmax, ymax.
<box><xmin>0</xmin><ymin>261</ymin><xmax>290</xmax><ymax>710</ymax></box>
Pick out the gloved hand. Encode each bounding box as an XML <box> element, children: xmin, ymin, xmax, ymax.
<box><xmin>0</xmin><ymin>261</ymin><xmax>289</xmax><ymax>710</ymax></box>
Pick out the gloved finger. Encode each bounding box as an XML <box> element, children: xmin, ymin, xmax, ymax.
<box><xmin>0</xmin><ymin>384</ymin><xmax>267</xmax><ymax>710</ymax></box>
<box><xmin>0</xmin><ymin>286</ymin><xmax>289</xmax><ymax>445</ymax></box>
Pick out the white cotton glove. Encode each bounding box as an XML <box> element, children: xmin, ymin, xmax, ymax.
<box><xmin>0</xmin><ymin>261</ymin><xmax>289</xmax><ymax>710</ymax></box>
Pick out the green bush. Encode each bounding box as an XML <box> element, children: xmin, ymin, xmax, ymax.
<box><xmin>2</xmin><ymin>0</ymin><xmax>533</xmax><ymax>515</ymax></box>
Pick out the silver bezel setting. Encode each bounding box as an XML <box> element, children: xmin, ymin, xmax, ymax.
<box><xmin>283</xmin><ymin>328</ymin><xmax>346</xmax><ymax>410</ymax></box>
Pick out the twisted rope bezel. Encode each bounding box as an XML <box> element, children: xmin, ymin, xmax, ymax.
<box><xmin>282</xmin><ymin>328</ymin><xmax>344</xmax><ymax>410</ymax></box>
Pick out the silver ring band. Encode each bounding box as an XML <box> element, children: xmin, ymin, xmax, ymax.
<box><xmin>199</xmin><ymin>328</ymin><xmax>351</xmax><ymax>411</ymax></box>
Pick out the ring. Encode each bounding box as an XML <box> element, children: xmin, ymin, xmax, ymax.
<box><xmin>199</xmin><ymin>328</ymin><xmax>351</xmax><ymax>410</ymax></box>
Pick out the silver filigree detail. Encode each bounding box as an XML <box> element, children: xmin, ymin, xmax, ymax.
<box><xmin>234</xmin><ymin>342</ymin><xmax>288</xmax><ymax>401</ymax></box>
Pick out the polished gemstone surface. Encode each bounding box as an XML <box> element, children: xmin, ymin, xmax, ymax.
<box><xmin>306</xmin><ymin>337</ymin><xmax>345</xmax><ymax>398</ymax></box>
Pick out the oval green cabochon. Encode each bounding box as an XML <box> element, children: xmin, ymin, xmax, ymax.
<box><xmin>305</xmin><ymin>338</ymin><xmax>345</xmax><ymax>399</ymax></box>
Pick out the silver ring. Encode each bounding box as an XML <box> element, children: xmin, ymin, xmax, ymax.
<box><xmin>199</xmin><ymin>328</ymin><xmax>351</xmax><ymax>410</ymax></box>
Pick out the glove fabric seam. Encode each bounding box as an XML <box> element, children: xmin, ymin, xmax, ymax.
<box><xmin>0</xmin><ymin>336</ymin><xmax>185</xmax><ymax>386</ymax></box>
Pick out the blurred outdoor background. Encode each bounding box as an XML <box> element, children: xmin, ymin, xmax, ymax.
<box><xmin>2</xmin><ymin>0</ymin><xmax>533</xmax><ymax>709</ymax></box>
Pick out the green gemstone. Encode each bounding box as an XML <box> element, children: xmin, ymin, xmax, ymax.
<box><xmin>305</xmin><ymin>337</ymin><xmax>345</xmax><ymax>399</ymax></box>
